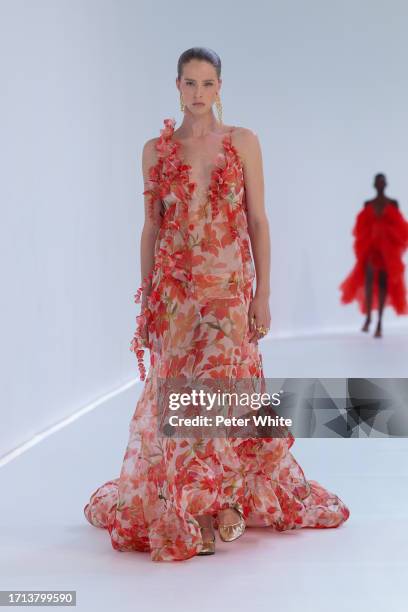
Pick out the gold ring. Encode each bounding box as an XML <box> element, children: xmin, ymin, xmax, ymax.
<box><xmin>256</xmin><ymin>325</ymin><xmax>269</xmax><ymax>336</ymax></box>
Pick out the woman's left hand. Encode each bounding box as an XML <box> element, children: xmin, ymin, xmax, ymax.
<box><xmin>248</xmin><ymin>293</ymin><xmax>271</xmax><ymax>342</ymax></box>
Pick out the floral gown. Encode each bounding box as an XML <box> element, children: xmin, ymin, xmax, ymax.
<box><xmin>84</xmin><ymin>118</ymin><xmax>350</xmax><ymax>562</ymax></box>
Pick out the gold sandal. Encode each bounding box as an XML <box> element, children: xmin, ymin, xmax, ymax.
<box><xmin>217</xmin><ymin>505</ymin><xmax>246</xmax><ymax>542</ymax></box>
<box><xmin>197</xmin><ymin>516</ymin><xmax>216</xmax><ymax>555</ymax></box>
<box><xmin>197</xmin><ymin>526</ymin><xmax>215</xmax><ymax>555</ymax></box>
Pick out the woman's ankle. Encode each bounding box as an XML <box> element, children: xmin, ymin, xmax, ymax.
<box><xmin>196</xmin><ymin>514</ymin><xmax>214</xmax><ymax>528</ymax></box>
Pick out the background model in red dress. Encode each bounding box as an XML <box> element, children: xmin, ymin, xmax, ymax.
<box><xmin>339</xmin><ymin>173</ymin><xmax>408</xmax><ymax>337</ymax></box>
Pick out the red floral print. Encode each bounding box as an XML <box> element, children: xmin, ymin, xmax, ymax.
<box><xmin>84</xmin><ymin>118</ymin><xmax>350</xmax><ymax>562</ymax></box>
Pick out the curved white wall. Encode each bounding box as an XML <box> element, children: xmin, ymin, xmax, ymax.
<box><xmin>1</xmin><ymin>0</ymin><xmax>407</xmax><ymax>456</ymax></box>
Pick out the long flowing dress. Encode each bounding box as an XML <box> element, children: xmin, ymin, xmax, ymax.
<box><xmin>339</xmin><ymin>201</ymin><xmax>408</xmax><ymax>314</ymax></box>
<box><xmin>84</xmin><ymin>117</ymin><xmax>350</xmax><ymax>562</ymax></box>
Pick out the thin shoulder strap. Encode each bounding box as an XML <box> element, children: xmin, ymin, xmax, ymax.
<box><xmin>155</xmin><ymin>117</ymin><xmax>176</xmax><ymax>158</ymax></box>
<box><xmin>225</xmin><ymin>125</ymin><xmax>235</xmax><ymax>144</ymax></box>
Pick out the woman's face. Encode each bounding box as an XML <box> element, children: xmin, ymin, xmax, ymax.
<box><xmin>374</xmin><ymin>175</ymin><xmax>386</xmax><ymax>192</ymax></box>
<box><xmin>177</xmin><ymin>59</ymin><xmax>221</xmax><ymax>114</ymax></box>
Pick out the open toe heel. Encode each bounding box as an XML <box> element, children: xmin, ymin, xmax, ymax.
<box><xmin>197</xmin><ymin>516</ymin><xmax>216</xmax><ymax>555</ymax></box>
<box><xmin>217</xmin><ymin>505</ymin><xmax>246</xmax><ymax>543</ymax></box>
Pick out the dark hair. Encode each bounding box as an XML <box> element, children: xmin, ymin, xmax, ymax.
<box><xmin>374</xmin><ymin>173</ymin><xmax>386</xmax><ymax>180</ymax></box>
<box><xmin>177</xmin><ymin>47</ymin><xmax>221</xmax><ymax>80</ymax></box>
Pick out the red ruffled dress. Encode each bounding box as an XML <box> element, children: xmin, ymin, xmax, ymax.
<box><xmin>339</xmin><ymin>201</ymin><xmax>408</xmax><ymax>314</ymax></box>
<box><xmin>84</xmin><ymin>118</ymin><xmax>350</xmax><ymax>562</ymax></box>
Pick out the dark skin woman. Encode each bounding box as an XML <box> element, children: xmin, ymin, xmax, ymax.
<box><xmin>340</xmin><ymin>171</ymin><xmax>408</xmax><ymax>335</ymax></box>
<box><xmin>361</xmin><ymin>173</ymin><xmax>399</xmax><ymax>338</ymax></box>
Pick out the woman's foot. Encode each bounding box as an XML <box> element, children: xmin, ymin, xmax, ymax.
<box><xmin>374</xmin><ymin>321</ymin><xmax>382</xmax><ymax>338</ymax></box>
<box><xmin>216</xmin><ymin>506</ymin><xmax>246</xmax><ymax>542</ymax></box>
<box><xmin>361</xmin><ymin>317</ymin><xmax>371</xmax><ymax>332</ymax></box>
<box><xmin>196</xmin><ymin>515</ymin><xmax>216</xmax><ymax>555</ymax></box>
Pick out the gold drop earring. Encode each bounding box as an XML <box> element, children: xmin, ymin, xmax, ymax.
<box><xmin>215</xmin><ymin>92</ymin><xmax>223</xmax><ymax>124</ymax></box>
<box><xmin>180</xmin><ymin>92</ymin><xmax>185</xmax><ymax>112</ymax></box>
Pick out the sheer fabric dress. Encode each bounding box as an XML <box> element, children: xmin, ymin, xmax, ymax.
<box><xmin>339</xmin><ymin>200</ymin><xmax>408</xmax><ymax>314</ymax></box>
<box><xmin>84</xmin><ymin>118</ymin><xmax>350</xmax><ymax>562</ymax></box>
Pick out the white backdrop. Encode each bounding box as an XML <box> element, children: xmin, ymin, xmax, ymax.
<box><xmin>1</xmin><ymin>0</ymin><xmax>407</xmax><ymax>456</ymax></box>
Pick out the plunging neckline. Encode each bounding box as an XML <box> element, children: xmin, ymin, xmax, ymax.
<box><xmin>370</xmin><ymin>200</ymin><xmax>390</xmax><ymax>218</ymax></box>
<box><xmin>168</xmin><ymin>127</ymin><xmax>235</xmax><ymax>201</ymax></box>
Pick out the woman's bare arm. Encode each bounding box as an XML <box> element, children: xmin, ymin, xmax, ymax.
<box><xmin>236</xmin><ymin>128</ymin><xmax>271</xmax><ymax>299</ymax></box>
<box><xmin>140</xmin><ymin>137</ymin><xmax>162</xmax><ymax>306</ymax></box>
<box><xmin>233</xmin><ymin>127</ymin><xmax>271</xmax><ymax>338</ymax></box>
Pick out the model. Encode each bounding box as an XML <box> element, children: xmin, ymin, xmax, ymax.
<box><xmin>339</xmin><ymin>173</ymin><xmax>408</xmax><ymax>337</ymax></box>
<box><xmin>84</xmin><ymin>47</ymin><xmax>350</xmax><ymax>561</ymax></box>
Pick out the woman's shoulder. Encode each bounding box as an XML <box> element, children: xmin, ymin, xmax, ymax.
<box><xmin>231</xmin><ymin>125</ymin><xmax>259</xmax><ymax>141</ymax></box>
<box><xmin>364</xmin><ymin>198</ymin><xmax>398</xmax><ymax>207</ymax></box>
<box><xmin>142</xmin><ymin>136</ymin><xmax>160</xmax><ymax>156</ymax></box>
<box><xmin>142</xmin><ymin>118</ymin><xmax>176</xmax><ymax>163</ymax></box>
<box><xmin>141</xmin><ymin>137</ymin><xmax>160</xmax><ymax>171</ymax></box>
<box><xmin>230</xmin><ymin>125</ymin><xmax>261</xmax><ymax>163</ymax></box>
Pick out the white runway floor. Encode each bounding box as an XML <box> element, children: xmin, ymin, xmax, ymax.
<box><xmin>1</xmin><ymin>327</ymin><xmax>407</xmax><ymax>612</ymax></box>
